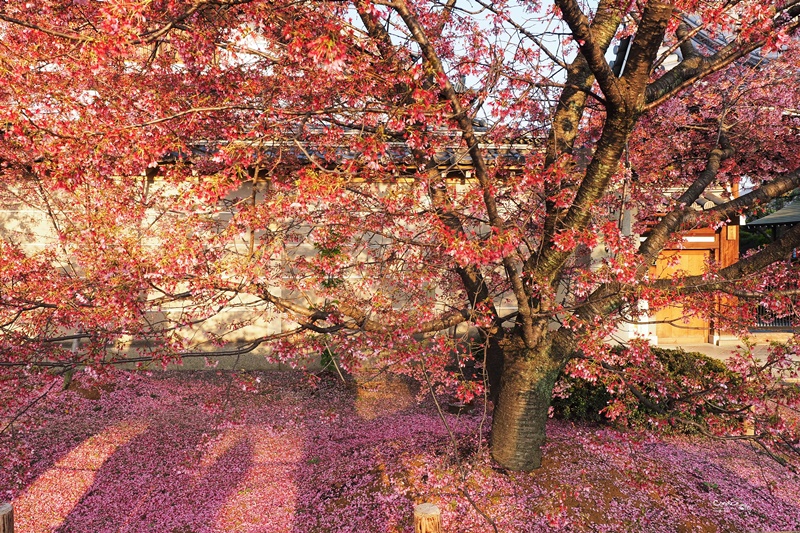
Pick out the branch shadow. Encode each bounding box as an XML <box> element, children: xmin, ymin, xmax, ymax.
<box><xmin>53</xmin><ymin>416</ymin><xmax>255</xmax><ymax>533</ymax></box>
<box><xmin>290</xmin><ymin>372</ymin><xmax>428</xmax><ymax>533</ymax></box>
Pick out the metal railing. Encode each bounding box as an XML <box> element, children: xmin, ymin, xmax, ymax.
<box><xmin>752</xmin><ymin>305</ymin><xmax>795</xmax><ymax>330</ymax></box>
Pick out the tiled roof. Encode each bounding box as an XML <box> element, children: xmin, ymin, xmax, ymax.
<box><xmin>747</xmin><ymin>200</ymin><xmax>800</xmax><ymax>226</ymax></box>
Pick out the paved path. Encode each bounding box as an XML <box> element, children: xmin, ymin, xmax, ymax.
<box><xmin>658</xmin><ymin>332</ymin><xmax>794</xmax><ymax>362</ymax></box>
<box><xmin>657</xmin><ymin>342</ymin><xmax>769</xmax><ymax>361</ymax></box>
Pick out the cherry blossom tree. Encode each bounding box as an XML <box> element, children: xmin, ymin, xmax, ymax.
<box><xmin>1</xmin><ymin>0</ymin><xmax>800</xmax><ymax>471</ymax></box>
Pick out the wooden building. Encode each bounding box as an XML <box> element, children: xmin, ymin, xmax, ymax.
<box><xmin>646</xmin><ymin>192</ymin><xmax>741</xmax><ymax>345</ymax></box>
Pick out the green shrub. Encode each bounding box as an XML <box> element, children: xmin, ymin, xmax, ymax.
<box><xmin>550</xmin><ymin>347</ymin><xmax>737</xmax><ymax>427</ymax></box>
<box><xmin>550</xmin><ymin>374</ymin><xmax>611</xmax><ymax>423</ymax></box>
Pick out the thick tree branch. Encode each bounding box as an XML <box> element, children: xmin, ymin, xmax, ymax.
<box><xmin>535</xmin><ymin>1</ymin><xmax>671</xmax><ymax>283</ymax></box>
<box><xmin>653</xmin><ymin>222</ymin><xmax>800</xmax><ymax>293</ymax></box>
<box><xmin>355</xmin><ymin>0</ymin><xmax>395</xmax><ymax>54</ymax></box>
<box><xmin>534</xmin><ymin>111</ymin><xmax>634</xmax><ymax>281</ymax></box>
<box><xmin>640</xmin><ymin>166</ymin><xmax>800</xmax><ymax>251</ymax></box>
<box><xmin>620</xmin><ymin>1</ymin><xmax>674</xmax><ymax>102</ymax></box>
<box><xmin>554</xmin><ymin>0</ymin><xmax>625</xmax><ymax>107</ymax></box>
<box><xmin>538</xmin><ymin>0</ymin><xmax>624</xmax><ymax>267</ymax></box>
<box><xmin>645</xmin><ymin>8</ymin><xmax>800</xmax><ymax>110</ymax></box>
<box><xmin>567</xmin><ymin>152</ymin><xmax>797</xmax><ymax>329</ymax></box>
<box><xmin>638</xmin><ymin>134</ymin><xmax>734</xmax><ymax>266</ymax></box>
<box><xmin>0</xmin><ymin>12</ymin><xmax>91</xmax><ymax>42</ymax></box>
<box><xmin>702</xmin><ymin>169</ymin><xmax>800</xmax><ymax>222</ymax></box>
<box><xmin>0</xmin><ymin>329</ymin><xmax>302</xmax><ymax>368</ymax></box>
<box><xmin>259</xmin><ymin>284</ymin><xmax>473</xmax><ymax>335</ymax></box>
<box><xmin>533</xmin><ymin>3</ymin><xmax>675</xmax><ymax>283</ymax></box>
<box><xmin>725</xmin><ymin>288</ymin><xmax>800</xmax><ymax>298</ymax></box>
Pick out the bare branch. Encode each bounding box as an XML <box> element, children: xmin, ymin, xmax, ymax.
<box><xmin>390</xmin><ymin>0</ymin><xmax>539</xmax><ymax>343</ymax></box>
<box><xmin>473</xmin><ymin>0</ymin><xmax>568</xmax><ymax>70</ymax></box>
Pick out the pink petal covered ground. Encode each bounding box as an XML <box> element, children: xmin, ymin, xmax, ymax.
<box><xmin>2</xmin><ymin>370</ymin><xmax>799</xmax><ymax>532</ymax></box>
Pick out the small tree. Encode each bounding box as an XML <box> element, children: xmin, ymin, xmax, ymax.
<box><xmin>1</xmin><ymin>0</ymin><xmax>799</xmax><ymax>471</ymax></box>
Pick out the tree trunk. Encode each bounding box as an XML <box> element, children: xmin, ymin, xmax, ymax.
<box><xmin>490</xmin><ymin>337</ymin><xmax>563</xmax><ymax>471</ymax></box>
<box><xmin>481</xmin><ymin>335</ymin><xmax>505</xmax><ymax>405</ymax></box>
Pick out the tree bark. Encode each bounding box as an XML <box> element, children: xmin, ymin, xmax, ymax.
<box><xmin>490</xmin><ymin>337</ymin><xmax>564</xmax><ymax>471</ymax></box>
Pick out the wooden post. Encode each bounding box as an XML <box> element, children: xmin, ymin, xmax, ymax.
<box><xmin>413</xmin><ymin>503</ymin><xmax>442</xmax><ymax>533</ymax></box>
<box><xmin>0</xmin><ymin>502</ymin><xmax>13</xmax><ymax>533</ymax></box>
<box><xmin>744</xmin><ymin>406</ymin><xmax>755</xmax><ymax>436</ymax></box>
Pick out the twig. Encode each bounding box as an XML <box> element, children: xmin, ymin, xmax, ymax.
<box><xmin>751</xmin><ymin>438</ymin><xmax>793</xmax><ymax>470</ymax></box>
<box><xmin>323</xmin><ymin>340</ymin><xmax>347</xmax><ymax>383</ymax></box>
<box><xmin>420</xmin><ymin>359</ymin><xmax>499</xmax><ymax>533</ymax></box>
<box><xmin>217</xmin><ymin>353</ymin><xmax>243</xmax><ymax>424</ymax></box>
<box><xmin>0</xmin><ymin>379</ymin><xmax>59</xmax><ymax>437</ymax></box>
<box><xmin>478</xmin><ymin>339</ymin><xmax>491</xmax><ymax>452</ymax></box>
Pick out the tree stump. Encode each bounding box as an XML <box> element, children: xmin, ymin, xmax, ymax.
<box><xmin>0</xmin><ymin>503</ymin><xmax>13</xmax><ymax>533</ymax></box>
<box><xmin>413</xmin><ymin>503</ymin><xmax>442</xmax><ymax>533</ymax></box>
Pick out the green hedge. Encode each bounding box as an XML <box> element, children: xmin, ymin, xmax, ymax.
<box><xmin>550</xmin><ymin>347</ymin><xmax>736</xmax><ymax>426</ymax></box>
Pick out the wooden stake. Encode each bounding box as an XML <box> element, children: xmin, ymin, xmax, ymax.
<box><xmin>0</xmin><ymin>502</ymin><xmax>13</xmax><ymax>533</ymax></box>
<box><xmin>744</xmin><ymin>405</ymin><xmax>755</xmax><ymax>436</ymax></box>
<box><xmin>413</xmin><ymin>503</ymin><xmax>442</xmax><ymax>533</ymax></box>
